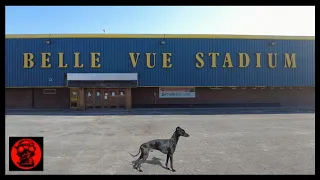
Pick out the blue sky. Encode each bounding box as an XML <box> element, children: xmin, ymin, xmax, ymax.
<box><xmin>5</xmin><ymin>6</ymin><xmax>315</xmax><ymax>36</ymax></box>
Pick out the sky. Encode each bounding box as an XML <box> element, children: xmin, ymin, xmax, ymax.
<box><xmin>5</xmin><ymin>6</ymin><xmax>315</xmax><ymax>36</ymax></box>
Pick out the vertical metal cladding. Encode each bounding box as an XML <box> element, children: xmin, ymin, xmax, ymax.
<box><xmin>5</xmin><ymin>36</ymin><xmax>315</xmax><ymax>87</ymax></box>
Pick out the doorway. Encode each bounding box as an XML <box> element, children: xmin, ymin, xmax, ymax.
<box><xmin>69</xmin><ymin>88</ymin><xmax>79</xmax><ymax>109</ymax></box>
<box><xmin>85</xmin><ymin>88</ymin><xmax>126</xmax><ymax>109</ymax></box>
<box><xmin>85</xmin><ymin>88</ymin><xmax>102</xmax><ymax>108</ymax></box>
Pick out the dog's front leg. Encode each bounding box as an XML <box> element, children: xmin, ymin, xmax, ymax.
<box><xmin>165</xmin><ymin>154</ymin><xmax>170</xmax><ymax>170</ymax></box>
<box><xmin>169</xmin><ymin>154</ymin><xmax>175</xmax><ymax>172</ymax></box>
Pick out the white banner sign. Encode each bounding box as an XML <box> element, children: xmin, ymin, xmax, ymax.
<box><xmin>159</xmin><ymin>87</ymin><xmax>196</xmax><ymax>98</ymax></box>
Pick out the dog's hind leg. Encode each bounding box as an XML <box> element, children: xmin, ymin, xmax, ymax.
<box><xmin>135</xmin><ymin>148</ymin><xmax>149</xmax><ymax>172</ymax></box>
<box><xmin>132</xmin><ymin>150</ymin><xmax>144</xmax><ymax>170</ymax></box>
<box><xmin>132</xmin><ymin>160</ymin><xmax>138</xmax><ymax>169</ymax></box>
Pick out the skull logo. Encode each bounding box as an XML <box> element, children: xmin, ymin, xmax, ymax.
<box><xmin>14</xmin><ymin>139</ymin><xmax>37</xmax><ymax>167</ymax></box>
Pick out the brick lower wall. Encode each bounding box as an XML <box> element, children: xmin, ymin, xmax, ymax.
<box><xmin>5</xmin><ymin>88</ymin><xmax>69</xmax><ymax>109</ymax></box>
<box><xmin>5</xmin><ymin>88</ymin><xmax>33</xmax><ymax>109</ymax></box>
<box><xmin>5</xmin><ymin>87</ymin><xmax>315</xmax><ymax>109</ymax></box>
<box><xmin>33</xmin><ymin>88</ymin><xmax>69</xmax><ymax>109</ymax></box>
<box><xmin>132</xmin><ymin>87</ymin><xmax>315</xmax><ymax>108</ymax></box>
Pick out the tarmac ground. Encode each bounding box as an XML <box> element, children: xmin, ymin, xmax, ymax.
<box><xmin>5</xmin><ymin>108</ymin><xmax>315</xmax><ymax>175</ymax></box>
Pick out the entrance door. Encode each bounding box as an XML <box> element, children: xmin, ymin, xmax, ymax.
<box><xmin>102</xmin><ymin>89</ymin><xmax>110</xmax><ymax>108</ymax></box>
<box><xmin>85</xmin><ymin>89</ymin><xmax>94</xmax><ymax>108</ymax></box>
<box><xmin>85</xmin><ymin>88</ymin><xmax>127</xmax><ymax>109</ymax></box>
<box><xmin>94</xmin><ymin>89</ymin><xmax>102</xmax><ymax>108</ymax></box>
<box><xmin>70</xmin><ymin>88</ymin><xmax>78</xmax><ymax>109</ymax></box>
<box><xmin>85</xmin><ymin>88</ymin><xmax>103</xmax><ymax>108</ymax></box>
<box><xmin>107</xmin><ymin>89</ymin><xmax>126</xmax><ymax>108</ymax></box>
<box><xmin>118</xmin><ymin>89</ymin><xmax>126</xmax><ymax>108</ymax></box>
<box><xmin>108</xmin><ymin>89</ymin><xmax>119</xmax><ymax>108</ymax></box>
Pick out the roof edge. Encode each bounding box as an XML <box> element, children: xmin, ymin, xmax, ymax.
<box><xmin>5</xmin><ymin>34</ymin><xmax>315</xmax><ymax>40</ymax></box>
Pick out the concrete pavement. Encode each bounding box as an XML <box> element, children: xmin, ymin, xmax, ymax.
<box><xmin>5</xmin><ymin>110</ymin><xmax>315</xmax><ymax>175</ymax></box>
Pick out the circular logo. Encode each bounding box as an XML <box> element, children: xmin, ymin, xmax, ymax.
<box><xmin>11</xmin><ymin>138</ymin><xmax>42</xmax><ymax>170</ymax></box>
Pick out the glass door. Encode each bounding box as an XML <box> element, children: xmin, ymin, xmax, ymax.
<box><xmin>70</xmin><ymin>88</ymin><xmax>78</xmax><ymax>109</ymax></box>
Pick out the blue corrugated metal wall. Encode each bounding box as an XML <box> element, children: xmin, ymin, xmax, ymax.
<box><xmin>5</xmin><ymin>38</ymin><xmax>315</xmax><ymax>87</ymax></box>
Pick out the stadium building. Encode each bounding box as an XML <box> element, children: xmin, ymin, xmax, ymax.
<box><xmin>5</xmin><ymin>34</ymin><xmax>315</xmax><ymax>110</ymax></box>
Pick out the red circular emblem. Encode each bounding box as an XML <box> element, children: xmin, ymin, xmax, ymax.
<box><xmin>11</xmin><ymin>138</ymin><xmax>42</xmax><ymax>170</ymax></box>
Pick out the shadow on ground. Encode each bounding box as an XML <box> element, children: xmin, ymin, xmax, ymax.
<box><xmin>132</xmin><ymin>156</ymin><xmax>168</xmax><ymax>172</ymax></box>
<box><xmin>5</xmin><ymin>107</ymin><xmax>315</xmax><ymax>116</ymax></box>
<box><xmin>144</xmin><ymin>156</ymin><xmax>168</xmax><ymax>170</ymax></box>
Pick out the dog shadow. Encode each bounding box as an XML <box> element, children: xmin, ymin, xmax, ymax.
<box><xmin>144</xmin><ymin>156</ymin><xmax>168</xmax><ymax>169</ymax></box>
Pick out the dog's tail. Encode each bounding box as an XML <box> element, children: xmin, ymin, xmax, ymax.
<box><xmin>130</xmin><ymin>145</ymin><xmax>141</xmax><ymax>157</ymax></box>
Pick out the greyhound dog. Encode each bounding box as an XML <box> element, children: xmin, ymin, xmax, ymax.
<box><xmin>130</xmin><ymin>126</ymin><xmax>190</xmax><ymax>172</ymax></box>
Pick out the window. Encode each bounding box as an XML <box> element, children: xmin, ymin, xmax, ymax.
<box><xmin>111</xmin><ymin>91</ymin><xmax>116</xmax><ymax>96</ymax></box>
<box><xmin>119</xmin><ymin>90</ymin><xmax>125</xmax><ymax>96</ymax></box>
<box><xmin>43</xmin><ymin>89</ymin><xmax>56</xmax><ymax>95</ymax></box>
<box><xmin>71</xmin><ymin>91</ymin><xmax>77</xmax><ymax>99</ymax></box>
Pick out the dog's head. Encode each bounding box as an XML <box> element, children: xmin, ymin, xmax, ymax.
<box><xmin>175</xmin><ymin>126</ymin><xmax>190</xmax><ymax>137</ymax></box>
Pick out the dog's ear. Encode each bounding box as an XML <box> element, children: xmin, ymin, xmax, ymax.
<box><xmin>176</xmin><ymin>126</ymin><xmax>180</xmax><ymax>131</ymax></box>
